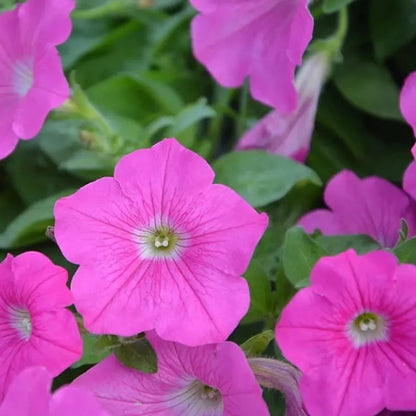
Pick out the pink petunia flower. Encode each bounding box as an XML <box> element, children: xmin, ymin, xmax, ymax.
<box><xmin>72</xmin><ymin>331</ymin><xmax>270</xmax><ymax>416</ymax></box>
<box><xmin>0</xmin><ymin>252</ymin><xmax>82</xmax><ymax>400</ymax></box>
<box><xmin>400</xmin><ymin>71</ymin><xmax>416</xmax><ymax>137</ymax></box>
<box><xmin>298</xmin><ymin>170</ymin><xmax>416</xmax><ymax>247</ymax></box>
<box><xmin>235</xmin><ymin>52</ymin><xmax>330</xmax><ymax>162</ymax></box>
<box><xmin>190</xmin><ymin>0</ymin><xmax>313</xmax><ymax>113</ymax></box>
<box><xmin>54</xmin><ymin>138</ymin><xmax>268</xmax><ymax>345</ymax></box>
<box><xmin>276</xmin><ymin>250</ymin><xmax>416</xmax><ymax>416</ymax></box>
<box><xmin>0</xmin><ymin>366</ymin><xmax>109</xmax><ymax>416</ymax></box>
<box><xmin>0</xmin><ymin>0</ymin><xmax>74</xmax><ymax>160</ymax></box>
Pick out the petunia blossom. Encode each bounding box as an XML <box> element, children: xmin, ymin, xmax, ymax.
<box><xmin>0</xmin><ymin>366</ymin><xmax>109</xmax><ymax>416</ymax></box>
<box><xmin>399</xmin><ymin>71</ymin><xmax>416</xmax><ymax>137</ymax></box>
<box><xmin>54</xmin><ymin>138</ymin><xmax>268</xmax><ymax>346</ymax></box>
<box><xmin>190</xmin><ymin>0</ymin><xmax>313</xmax><ymax>113</ymax></box>
<box><xmin>298</xmin><ymin>170</ymin><xmax>416</xmax><ymax>247</ymax></box>
<box><xmin>235</xmin><ymin>52</ymin><xmax>329</xmax><ymax>162</ymax></box>
<box><xmin>0</xmin><ymin>252</ymin><xmax>82</xmax><ymax>400</ymax></box>
<box><xmin>72</xmin><ymin>331</ymin><xmax>270</xmax><ymax>416</ymax></box>
<box><xmin>276</xmin><ymin>249</ymin><xmax>416</xmax><ymax>416</ymax></box>
<box><xmin>0</xmin><ymin>0</ymin><xmax>74</xmax><ymax>160</ymax></box>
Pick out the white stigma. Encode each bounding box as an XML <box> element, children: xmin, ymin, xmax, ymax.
<box><xmin>154</xmin><ymin>235</ymin><xmax>169</xmax><ymax>248</ymax></box>
<box><xmin>359</xmin><ymin>319</ymin><xmax>377</xmax><ymax>332</ymax></box>
<box><xmin>349</xmin><ymin>312</ymin><xmax>388</xmax><ymax>347</ymax></box>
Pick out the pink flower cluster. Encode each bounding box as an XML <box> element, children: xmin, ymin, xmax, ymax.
<box><xmin>2</xmin><ymin>0</ymin><xmax>416</xmax><ymax>415</ymax></box>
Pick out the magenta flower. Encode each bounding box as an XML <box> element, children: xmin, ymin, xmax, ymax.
<box><xmin>72</xmin><ymin>331</ymin><xmax>270</xmax><ymax>416</ymax></box>
<box><xmin>0</xmin><ymin>0</ymin><xmax>74</xmax><ymax>160</ymax></box>
<box><xmin>235</xmin><ymin>52</ymin><xmax>329</xmax><ymax>162</ymax></box>
<box><xmin>0</xmin><ymin>366</ymin><xmax>109</xmax><ymax>416</ymax></box>
<box><xmin>54</xmin><ymin>138</ymin><xmax>268</xmax><ymax>345</ymax></box>
<box><xmin>400</xmin><ymin>71</ymin><xmax>416</xmax><ymax>136</ymax></box>
<box><xmin>0</xmin><ymin>252</ymin><xmax>82</xmax><ymax>400</ymax></box>
<box><xmin>298</xmin><ymin>170</ymin><xmax>416</xmax><ymax>247</ymax></box>
<box><xmin>190</xmin><ymin>0</ymin><xmax>313</xmax><ymax>113</ymax></box>
<box><xmin>276</xmin><ymin>250</ymin><xmax>416</xmax><ymax>416</ymax></box>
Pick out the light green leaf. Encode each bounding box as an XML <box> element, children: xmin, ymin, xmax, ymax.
<box><xmin>0</xmin><ymin>190</ymin><xmax>75</xmax><ymax>249</ymax></box>
<box><xmin>240</xmin><ymin>330</ymin><xmax>275</xmax><ymax>357</ymax></box>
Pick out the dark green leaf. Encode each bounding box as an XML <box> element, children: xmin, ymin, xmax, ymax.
<box><xmin>370</xmin><ymin>0</ymin><xmax>416</xmax><ymax>60</ymax></box>
<box><xmin>242</xmin><ymin>261</ymin><xmax>274</xmax><ymax>324</ymax></box>
<box><xmin>114</xmin><ymin>337</ymin><xmax>158</xmax><ymax>373</ymax></box>
<box><xmin>213</xmin><ymin>151</ymin><xmax>321</xmax><ymax>208</ymax></box>
<box><xmin>322</xmin><ymin>0</ymin><xmax>355</xmax><ymax>14</ymax></box>
<box><xmin>394</xmin><ymin>237</ymin><xmax>416</xmax><ymax>264</ymax></box>
<box><xmin>333</xmin><ymin>62</ymin><xmax>402</xmax><ymax>120</ymax></box>
<box><xmin>282</xmin><ymin>227</ymin><xmax>328</xmax><ymax>288</ymax></box>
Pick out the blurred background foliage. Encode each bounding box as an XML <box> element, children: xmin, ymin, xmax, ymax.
<box><xmin>1</xmin><ymin>0</ymin><xmax>416</xmax><ymax>412</ymax></box>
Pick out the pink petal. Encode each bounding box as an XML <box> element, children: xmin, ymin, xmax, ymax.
<box><xmin>13</xmin><ymin>45</ymin><xmax>69</xmax><ymax>139</ymax></box>
<box><xmin>0</xmin><ymin>367</ymin><xmax>51</xmax><ymax>416</ymax></box>
<box><xmin>299</xmin><ymin>170</ymin><xmax>416</xmax><ymax>247</ymax></box>
<box><xmin>190</xmin><ymin>0</ymin><xmax>313</xmax><ymax>112</ymax></box>
<box><xmin>73</xmin><ymin>332</ymin><xmax>269</xmax><ymax>416</ymax></box>
<box><xmin>400</xmin><ymin>71</ymin><xmax>416</xmax><ymax>137</ymax></box>
<box><xmin>18</xmin><ymin>0</ymin><xmax>75</xmax><ymax>47</ymax></box>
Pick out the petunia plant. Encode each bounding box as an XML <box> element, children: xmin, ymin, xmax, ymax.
<box><xmin>1</xmin><ymin>0</ymin><xmax>416</xmax><ymax>415</ymax></box>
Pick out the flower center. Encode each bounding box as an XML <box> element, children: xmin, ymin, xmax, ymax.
<box><xmin>136</xmin><ymin>223</ymin><xmax>184</xmax><ymax>260</ymax></box>
<box><xmin>200</xmin><ymin>385</ymin><xmax>222</xmax><ymax>402</ymax></box>
<box><xmin>13</xmin><ymin>59</ymin><xmax>34</xmax><ymax>97</ymax></box>
<box><xmin>349</xmin><ymin>312</ymin><xmax>388</xmax><ymax>347</ymax></box>
<box><xmin>9</xmin><ymin>306</ymin><xmax>32</xmax><ymax>341</ymax></box>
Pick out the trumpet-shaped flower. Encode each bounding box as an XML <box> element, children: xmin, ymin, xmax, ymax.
<box><xmin>400</xmin><ymin>71</ymin><xmax>416</xmax><ymax>137</ymax></box>
<box><xmin>0</xmin><ymin>0</ymin><xmax>74</xmax><ymax>160</ymax></box>
<box><xmin>298</xmin><ymin>170</ymin><xmax>416</xmax><ymax>247</ymax></box>
<box><xmin>276</xmin><ymin>250</ymin><xmax>416</xmax><ymax>416</ymax></box>
<box><xmin>0</xmin><ymin>366</ymin><xmax>109</xmax><ymax>416</ymax></box>
<box><xmin>54</xmin><ymin>138</ymin><xmax>268</xmax><ymax>346</ymax></box>
<box><xmin>190</xmin><ymin>0</ymin><xmax>313</xmax><ymax>113</ymax></box>
<box><xmin>72</xmin><ymin>331</ymin><xmax>270</xmax><ymax>416</ymax></box>
<box><xmin>236</xmin><ymin>52</ymin><xmax>330</xmax><ymax>162</ymax></box>
<box><xmin>0</xmin><ymin>252</ymin><xmax>82</xmax><ymax>400</ymax></box>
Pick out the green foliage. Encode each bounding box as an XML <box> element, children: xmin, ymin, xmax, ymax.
<box><xmin>213</xmin><ymin>151</ymin><xmax>322</xmax><ymax>208</ymax></box>
<box><xmin>241</xmin><ymin>330</ymin><xmax>275</xmax><ymax>357</ymax></box>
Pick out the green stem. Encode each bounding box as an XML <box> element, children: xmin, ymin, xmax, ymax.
<box><xmin>236</xmin><ymin>81</ymin><xmax>249</xmax><ymax>138</ymax></box>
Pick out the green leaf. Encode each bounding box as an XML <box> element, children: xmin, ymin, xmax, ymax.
<box><xmin>114</xmin><ymin>337</ymin><xmax>158</xmax><ymax>373</ymax></box>
<box><xmin>0</xmin><ymin>190</ymin><xmax>75</xmax><ymax>249</ymax></box>
<box><xmin>314</xmin><ymin>234</ymin><xmax>380</xmax><ymax>255</ymax></box>
<box><xmin>370</xmin><ymin>0</ymin><xmax>416</xmax><ymax>60</ymax></box>
<box><xmin>72</xmin><ymin>333</ymin><xmax>114</xmax><ymax>368</ymax></box>
<box><xmin>322</xmin><ymin>0</ymin><xmax>355</xmax><ymax>13</ymax></box>
<box><xmin>213</xmin><ymin>151</ymin><xmax>321</xmax><ymax>208</ymax></box>
<box><xmin>86</xmin><ymin>75</ymin><xmax>183</xmax><ymax>125</ymax></box>
<box><xmin>165</xmin><ymin>98</ymin><xmax>216</xmax><ymax>148</ymax></box>
<box><xmin>240</xmin><ymin>330</ymin><xmax>275</xmax><ymax>357</ymax></box>
<box><xmin>394</xmin><ymin>237</ymin><xmax>416</xmax><ymax>264</ymax></box>
<box><xmin>242</xmin><ymin>262</ymin><xmax>274</xmax><ymax>324</ymax></box>
<box><xmin>282</xmin><ymin>227</ymin><xmax>328</xmax><ymax>288</ymax></box>
<box><xmin>333</xmin><ymin>62</ymin><xmax>402</xmax><ymax>120</ymax></box>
